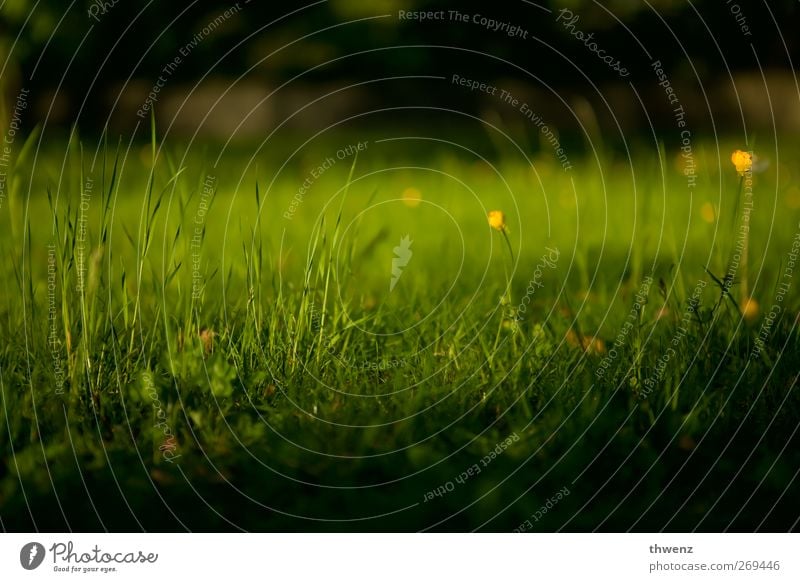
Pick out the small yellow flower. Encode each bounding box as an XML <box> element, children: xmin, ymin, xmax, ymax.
<box><xmin>742</xmin><ymin>298</ymin><xmax>759</xmax><ymax>322</ymax></box>
<box><xmin>488</xmin><ymin>210</ymin><xmax>506</xmax><ymax>231</ymax></box>
<box><xmin>731</xmin><ymin>149</ymin><xmax>752</xmax><ymax>175</ymax></box>
<box><xmin>700</xmin><ymin>202</ymin><xmax>716</xmax><ymax>223</ymax></box>
<box><xmin>402</xmin><ymin>187</ymin><xmax>422</xmax><ymax>207</ymax></box>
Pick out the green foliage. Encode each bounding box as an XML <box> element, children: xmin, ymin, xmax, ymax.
<box><xmin>1</xmin><ymin>132</ymin><xmax>799</xmax><ymax>531</ymax></box>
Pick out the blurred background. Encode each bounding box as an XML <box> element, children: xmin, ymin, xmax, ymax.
<box><xmin>1</xmin><ymin>0</ymin><xmax>798</xmax><ymax>145</ymax></box>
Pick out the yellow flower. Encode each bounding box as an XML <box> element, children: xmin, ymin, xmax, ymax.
<box><xmin>401</xmin><ymin>187</ymin><xmax>422</xmax><ymax>207</ymax></box>
<box><xmin>731</xmin><ymin>150</ymin><xmax>752</xmax><ymax>175</ymax></box>
<box><xmin>488</xmin><ymin>210</ymin><xmax>506</xmax><ymax>231</ymax></box>
<box><xmin>742</xmin><ymin>298</ymin><xmax>759</xmax><ymax>322</ymax></box>
<box><xmin>700</xmin><ymin>202</ymin><xmax>716</xmax><ymax>223</ymax></box>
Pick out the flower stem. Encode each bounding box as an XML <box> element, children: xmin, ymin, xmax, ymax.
<box><xmin>501</xmin><ymin>229</ymin><xmax>514</xmax><ymax>264</ymax></box>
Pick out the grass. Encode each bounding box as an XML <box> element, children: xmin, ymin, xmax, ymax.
<box><xmin>1</xmin><ymin>127</ymin><xmax>799</xmax><ymax>532</ymax></box>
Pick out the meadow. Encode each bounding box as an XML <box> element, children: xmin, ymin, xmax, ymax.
<box><xmin>1</xmin><ymin>127</ymin><xmax>798</xmax><ymax>532</ymax></box>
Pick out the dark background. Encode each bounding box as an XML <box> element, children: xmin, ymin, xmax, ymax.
<box><xmin>1</xmin><ymin>0</ymin><xmax>798</xmax><ymax>139</ymax></box>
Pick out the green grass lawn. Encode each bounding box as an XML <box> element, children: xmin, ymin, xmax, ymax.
<box><xmin>1</xmin><ymin>130</ymin><xmax>799</xmax><ymax>531</ymax></box>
